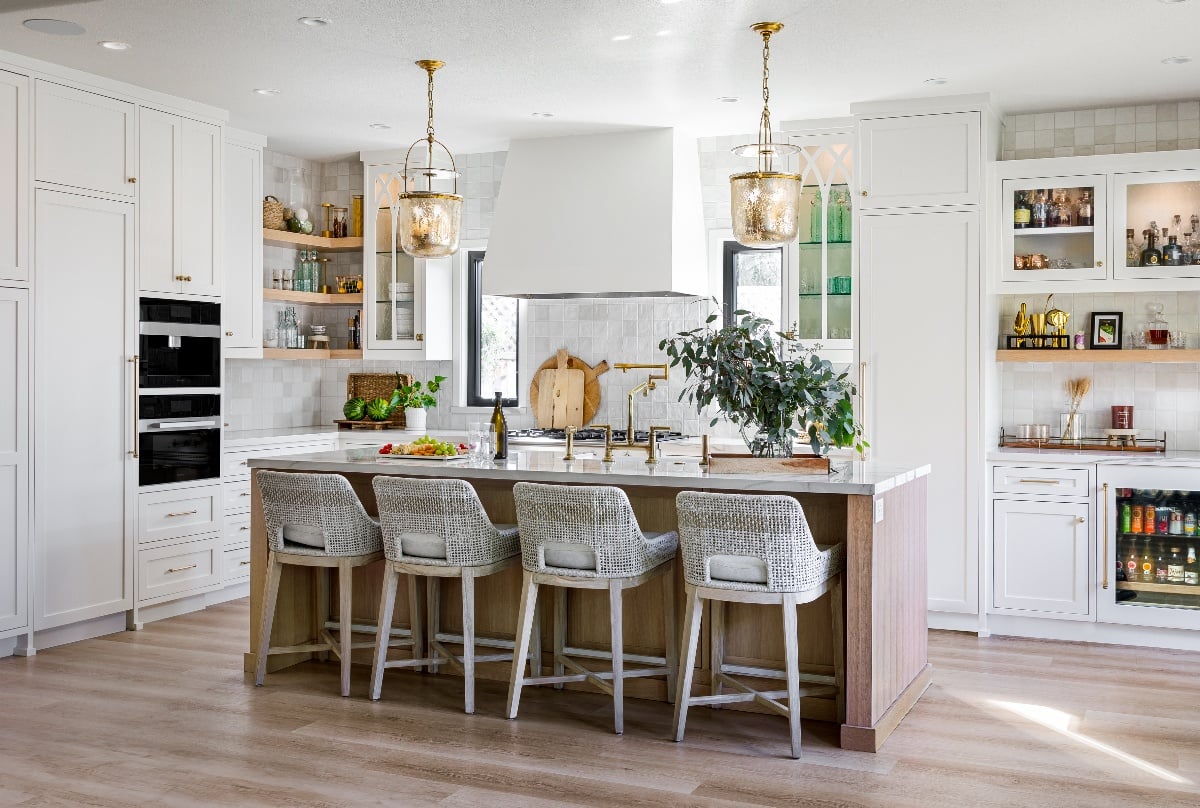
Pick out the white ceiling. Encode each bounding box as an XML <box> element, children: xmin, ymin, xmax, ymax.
<box><xmin>1</xmin><ymin>0</ymin><xmax>1198</xmax><ymax>160</ymax></box>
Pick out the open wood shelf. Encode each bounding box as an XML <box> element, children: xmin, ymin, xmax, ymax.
<box><xmin>996</xmin><ymin>349</ymin><xmax>1200</xmax><ymax>363</ymax></box>
<box><xmin>1116</xmin><ymin>580</ymin><xmax>1200</xmax><ymax>595</ymax></box>
<box><xmin>262</xmin><ymin>229</ymin><xmax>364</xmax><ymax>252</ymax></box>
<box><xmin>262</xmin><ymin>348</ymin><xmax>363</xmax><ymax>361</ymax></box>
<box><xmin>263</xmin><ymin>288</ymin><xmax>362</xmax><ymax>306</ymax></box>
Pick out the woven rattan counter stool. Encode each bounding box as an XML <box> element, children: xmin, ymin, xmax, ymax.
<box><xmin>507</xmin><ymin>481</ymin><xmax>679</xmax><ymax>735</ymax></box>
<box><xmin>369</xmin><ymin>476</ymin><xmax>540</xmax><ymax>714</ymax></box>
<box><xmin>673</xmin><ymin>491</ymin><xmax>845</xmax><ymax>759</ymax></box>
<box><xmin>255</xmin><ymin>471</ymin><xmax>414</xmax><ymax>697</ymax></box>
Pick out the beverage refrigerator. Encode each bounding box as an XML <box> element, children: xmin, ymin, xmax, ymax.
<box><xmin>1099</xmin><ymin>465</ymin><xmax>1200</xmax><ymax>630</ymax></box>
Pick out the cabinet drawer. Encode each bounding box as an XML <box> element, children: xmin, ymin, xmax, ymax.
<box><xmin>224</xmin><ymin>478</ymin><xmax>253</xmax><ymax>513</ymax></box>
<box><xmin>224</xmin><ymin>512</ymin><xmax>251</xmax><ymax>548</ymax></box>
<box><xmin>223</xmin><ymin>546</ymin><xmax>252</xmax><ymax>584</ymax></box>
<box><xmin>223</xmin><ymin>442</ymin><xmax>335</xmax><ymax>479</ymax></box>
<box><xmin>138</xmin><ymin>486</ymin><xmax>221</xmax><ymax>544</ymax></box>
<box><xmin>137</xmin><ymin>537</ymin><xmax>220</xmax><ymax>603</ymax></box>
<box><xmin>993</xmin><ymin>466</ymin><xmax>1091</xmax><ymax>497</ymax></box>
<box><xmin>223</xmin><ymin>450</ymin><xmax>256</xmax><ymax>479</ymax></box>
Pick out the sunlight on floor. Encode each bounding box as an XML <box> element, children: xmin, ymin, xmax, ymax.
<box><xmin>990</xmin><ymin>700</ymin><xmax>1190</xmax><ymax>786</ymax></box>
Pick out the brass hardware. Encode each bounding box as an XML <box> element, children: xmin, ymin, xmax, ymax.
<box><xmin>239</xmin><ymin>560</ymin><xmax>251</xmax><ymax>566</ymax></box>
<box><xmin>127</xmin><ymin>177</ymin><xmax>137</xmax><ymax>184</ymax></box>
<box><xmin>128</xmin><ymin>356</ymin><xmax>139</xmax><ymax>458</ymax></box>
<box><xmin>175</xmin><ymin>274</ymin><xmax>193</xmax><ymax>282</ymax></box>
<box><xmin>239</xmin><ymin>460</ymin><xmax>248</xmax><ymax>466</ymax></box>
<box><xmin>1101</xmin><ymin>483</ymin><xmax>1109</xmax><ymax>590</ymax></box>
<box><xmin>415</xmin><ymin>333</ymin><xmax>425</xmax><ymax>341</ymax></box>
<box><xmin>646</xmin><ymin>425</ymin><xmax>672</xmax><ymax>465</ymax></box>
<box><xmin>239</xmin><ymin>526</ymin><xmax>249</xmax><ymax>531</ymax></box>
<box><xmin>699</xmin><ymin>434</ymin><xmax>710</xmax><ymax>466</ymax></box>
<box><xmin>563</xmin><ymin>425</ymin><xmax>577</xmax><ymax>461</ymax></box>
<box><xmin>239</xmin><ymin>492</ymin><xmax>251</xmax><ymax>497</ymax></box>
<box><xmin>225</xmin><ymin>330</ymin><xmax>234</xmax><ymax>337</ymax></box>
<box><xmin>1077</xmin><ymin>516</ymin><xmax>1086</xmax><ymax>523</ymax></box>
<box><xmin>861</xmin><ymin>189</ymin><xmax>868</xmax><ymax>197</ymax></box>
<box><xmin>396</xmin><ymin>58</ymin><xmax>462</xmax><ymax>258</ymax></box>
<box><xmin>1096</xmin><ymin>260</ymin><xmax>1103</xmax><ymax>267</ymax></box>
<box><xmin>1017</xmin><ymin>478</ymin><xmax>1061</xmax><ymax>485</ymax></box>
<box><xmin>165</xmin><ymin>510</ymin><xmax>198</xmax><ymax>518</ymax></box>
<box><xmin>165</xmin><ymin>563</ymin><xmax>198</xmax><ymax>574</ymax></box>
<box><xmin>612</xmin><ymin>363</ymin><xmax>669</xmax><ymax>452</ymax></box>
<box><xmin>589</xmin><ymin>424</ymin><xmax>615</xmax><ymax>462</ymax></box>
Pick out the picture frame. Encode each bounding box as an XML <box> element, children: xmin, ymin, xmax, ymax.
<box><xmin>1090</xmin><ymin>311</ymin><xmax>1123</xmax><ymax>349</ymax></box>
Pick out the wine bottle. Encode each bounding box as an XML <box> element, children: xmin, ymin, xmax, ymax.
<box><xmin>1013</xmin><ymin>191</ymin><xmax>1031</xmax><ymax>229</ymax></box>
<box><xmin>490</xmin><ymin>391</ymin><xmax>508</xmax><ymax>460</ymax></box>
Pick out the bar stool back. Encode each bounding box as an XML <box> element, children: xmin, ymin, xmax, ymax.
<box><xmin>255</xmin><ymin>471</ymin><xmax>404</xmax><ymax>697</ymax></box>
<box><xmin>507</xmin><ymin>481</ymin><xmax>678</xmax><ymax>734</ymax></box>
<box><xmin>673</xmin><ymin>490</ymin><xmax>845</xmax><ymax>759</ymax></box>
<box><xmin>370</xmin><ymin>476</ymin><xmax>538</xmax><ymax>714</ymax></box>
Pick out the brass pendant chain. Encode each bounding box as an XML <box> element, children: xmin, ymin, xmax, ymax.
<box><xmin>758</xmin><ymin>30</ymin><xmax>774</xmax><ymax>173</ymax></box>
<box><xmin>425</xmin><ymin>66</ymin><xmax>436</xmax><ymax>191</ymax></box>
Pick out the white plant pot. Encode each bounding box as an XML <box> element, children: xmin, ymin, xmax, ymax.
<box><xmin>404</xmin><ymin>407</ymin><xmax>427</xmax><ymax>433</ymax></box>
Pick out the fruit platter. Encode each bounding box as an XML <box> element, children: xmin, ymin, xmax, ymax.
<box><xmin>377</xmin><ymin>436</ymin><xmax>469</xmax><ymax>461</ymax></box>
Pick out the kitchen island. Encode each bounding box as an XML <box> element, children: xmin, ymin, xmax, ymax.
<box><xmin>245</xmin><ymin>449</ymin><xmax>931</xmax><ymax>752</ymax></box>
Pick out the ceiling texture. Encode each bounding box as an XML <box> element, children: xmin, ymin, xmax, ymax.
<box><xmin>0</xmin><ymin>0</ymin><xmax>1197</xmax><ymax>160</ymax></box>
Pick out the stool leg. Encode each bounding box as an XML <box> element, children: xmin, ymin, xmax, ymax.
<box><xmin>552</xmin><ymin>587</ymin><xmax>566</xmax><ymax>690</ymax></box>
<box><xmin>254</xmin><ymin>551</ymin><xmax>283</xmax><ymax>687</ymax></box>
<box><xmin>662</xmin><ymin>565</ymin><xmax>678</xmax><ymax>704</ymax></box>
<box><xmin>781</xmin><ymin>592</ymin><xmax>802</xmax><ymax>759</ymax></box>
<box><xmin>609</xmin><ymin>580</ymin><xmax>624</xmax><ymax>735</ymax></box>
<box><xmin>830</xmin><ymin>575</ymin><xmax>846</xmax><ymax>725</ymax></box>
<box><xmin>710</xmin><ymin>599</ymin><xmax>725</xmax><ymax>709</ymax></box>
<box><xmin>427</xmin><ymin>577</ymin><xmax>441</xmax><ymax>674</ymax></box>
<box><xmin>315</xmin><ymin>565</ymin><xmax>330</xmax><ymax>663</ymax></box>
<box><xmin>407</xmin><ymin>573</ymin><xmax>425</xmax><ymax>672</ymax></box>
<box><xmin>370</xmin><ymin>564</ymin><xmax>400</xmax><ymax>701</ymax></box>
<box><xmin>462</xmin><ymin>570</ymin><xmax>476</xmax><ymax>714</ymax></box>
<box><xmin>506</xmin><ymin>572</ymin><xmax>539</xmax><ymax>720</ymax></box>
<box><xmin>530</xmin><ymin>600</ymin><xmax>542</xmax><ymax>679</ymax></box>
<box><xmin>338</xmin><ymin>560</ymin><xmax>354</xmax><ymax>697</ymax></box>
<box><xmin>673</xmin><ymin>586</ymin><xmax>702</xmax><ymax>742</ymax></box>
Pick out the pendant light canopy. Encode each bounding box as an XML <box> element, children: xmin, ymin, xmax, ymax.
<box><xmin>729</xmin><ymin>22</ymin><xmax>802</xmax><ymax>248</ymax></box>
<box><xmin>398</xmin><ymin>59</ymin><xmax>462</xmax><ymax>258</ymax></box>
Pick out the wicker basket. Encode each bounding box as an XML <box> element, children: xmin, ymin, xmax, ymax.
<box><xmin>263</xmin><ymin>195</ymin><xmax>285</xmax><ymax>231</ymax></box>
<box><xmin>340</xmin><ymin>372</ymin><xmax>413</xmax><ymax>429</ymax></box>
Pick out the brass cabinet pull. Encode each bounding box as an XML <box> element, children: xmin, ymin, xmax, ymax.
<box><xmin>239</xmin><ymin>460</ymin><xmax>248</xmax><ymax>466</ymax></box>
<box><xmin>239</xmin><ymin>525</ymin><xmax>249</xmax><ymax>531</ymax></box>
<box><xmin>175</xmin><ymin>274</ymin><xmax>193</xmax><ymax>282</ymax></box>
<box><xmin>239</xmin><ymin>492</ymin><xmax>251</xmax><ymax>497</ymax></box>
<box><xmin>1101</xmin><ymin>483</ymin><xmax>1109</xmax><ymax>590</ymax></box>
<box><xmin>1096</xmin><ymin>260</ymin><xmax>1103</xmax><ymax>268</ymax></box>
<box><xmin>415</xmin><ymin>332</ymin><xmax>424</xmax><ymax>342</ymax></box>
<box><xmin>1017</xmin><ymin>478</ymin><xmax>1061</xmax><ymax>485</ymax></box>
<box><xmin>127</xmin><ymin>177</ymin><xmax>137</xmax><ymax>184</ymax></box>
<box><xmin>165</xmin><ymin>509</ymin><xmax>198</xmax><ymax>518</ymax></box>
<box><xmin>1077</xmin><ymin>516</ymin><xmax>1086</xmax><ymax>523</ymax></box>
<box><xmin>128</xmin><ymin>355</ymin><xmax>139</xmax><ymax>458</ymax></box>
<box><xmin>166</xmin><ymin>563</ymin><xmax>198</xmax><ymax>574</ymax></box>
<box><xmin>860</xmin><ymin>189</ymin><xmax>868</xmax><ymax>196</ymax></box>
<box><xmin>239</xmin><ymin>560</ymin><xmax>251</xmax><ymax>567</ymax></box>
<box><xmin>225</xmin><ymin>330</ymin><xmax>234</xmax><ymax>337</ymax></box>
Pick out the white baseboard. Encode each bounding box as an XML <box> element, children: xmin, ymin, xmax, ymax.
<box><xmin>207</xmin><ymin>581</ymin><xmax>249</xmax><ymax>605</ymax></box>
<box><xmin>0</xmin><ymin>636</ymin><xmax>15</xmax><ymax>658</ymax></box>
<box><xmin>31</xmin><ymin>612</ymin><xmax>127</xmax><ymax>652</ymax></box>
<box><xmin>928</xmin><ymin>610</ymin><xmax>984</xmax><ymax>633</ymax></box>
<box><xmin>984</xmin><ymin>613</ymin><xmax>1200</xmax><ymax>652</ymax></box>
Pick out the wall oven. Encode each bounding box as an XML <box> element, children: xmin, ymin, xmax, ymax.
<box><xmin>138</xmin><ymin>297</ymin><xmax>221</xmax><ymax>389</ymax></box>
<box><xmin>138</xmin><ymin>394</ymin><xmax>221</xmax><ymax>487</ymax></box>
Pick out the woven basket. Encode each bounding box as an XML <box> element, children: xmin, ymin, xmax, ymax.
<box><xmin>263</xmin><ymin>195</ymin><xmax>285</xmax><ymax>231</ymax></box>
<box><xmin>344</xmin><ymin>372</ymin><xmax>413</xmax><ymax>428</ymax></box>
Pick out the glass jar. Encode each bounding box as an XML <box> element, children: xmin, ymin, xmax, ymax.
<box><xmin>351</xmin><ymin>195</ymin><xmax>364</xmax><ymax>237</ymax></box>
<box><xmin>1051</xmin><ymin>189</ymin><xmax>1073</xmax><ymax>227</ymax></box>
<box><xmin>332</xmin><ymin>207</ymin><xmax>349</xmax><ymax>238</ymax></box>
<box><xmin>1145</xmin><ymin>303</ymin><xmax>1169</xmax><ymax>350</ymax></box>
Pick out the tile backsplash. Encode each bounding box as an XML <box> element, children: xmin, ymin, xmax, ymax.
<box><xmin>1001</xmin><ymin>101</ymin><xmax>1200</xmax><ymax>160</ymax></box>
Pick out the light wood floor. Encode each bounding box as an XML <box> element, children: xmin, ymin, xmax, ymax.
<box><xmin>2</xmin><ymin>601</ymin><xmax>1199</xmax><ymax>807</ymax></box>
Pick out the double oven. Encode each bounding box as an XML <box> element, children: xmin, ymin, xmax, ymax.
<box><xmin>137</xmin><ymin>298</ymin><xmax>222</xmax><ymax>487</ymax></box>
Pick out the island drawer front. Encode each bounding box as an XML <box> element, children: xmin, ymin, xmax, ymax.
<box><xmin>224</xmin><ymin>512</ymin><xmax>251</xmax><ymax>549</ymax></box>
<box><xmin>223</xmin><ymin>546</ymin><xmax>251</xmax><ymax>584</ymax></box>
<box><xmin>224</xmin><ymin>479</ymin><xmax>252</xmax><ymax>514</ymax></box>
<box><xmin>137</xmin><ymin>537</ymin><xmax>220</xmax><ymax>603</ymax></box>
<box><xmin>223</xmin><ymin>442</ymin><xmax>337</xmax><ymax>480</ymax></box>
<box><xmin>993</xmin><ymin>466</ymin><xmax>1091</xmax><ymax>498</ymax></box>
<box><xmin>138</xmin><ymin>486</ymin><xmax>222</xmax><ymax>545</ymax></box>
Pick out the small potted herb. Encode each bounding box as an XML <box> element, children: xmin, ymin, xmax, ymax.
<box><xmin>389</xmin><ymin>374</ymin><xmax>446</xmax><ymax>433</ymax></box>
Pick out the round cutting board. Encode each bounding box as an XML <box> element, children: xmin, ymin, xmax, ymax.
<box><xmin>529</xmin><ymin>349</ymin><xmax>610</xmax><ymax>427</ymax></box>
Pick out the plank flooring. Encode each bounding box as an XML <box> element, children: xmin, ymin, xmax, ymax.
<box><xmin>1</xmin><ymin>599</ymin><xmax>1199</xmax><ymax>807</ymax></box>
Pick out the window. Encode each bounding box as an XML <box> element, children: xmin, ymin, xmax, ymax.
<box><xmin>467</xmin><ymin>251</ymin><xmax>519</xmax><ymax>406</ymax></box>
<box><xmin>722</xmin><ymin>241</ymin><xmax>783</xmax><ymax>328</ymax></box>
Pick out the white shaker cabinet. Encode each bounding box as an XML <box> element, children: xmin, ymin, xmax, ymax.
<box><xmin>858</xmin><ymin>209</ymin><xmax>981</xmax><ymax>614</ymax></box>
<box><xmin>35</xmin><ymin>81</ymin><xmax>136</xmax><ymax>198</ymax></box>
<box><xmin>34</xmin><ymin>190</ymin><xmax>136</xmax><ymax>630</ymax></box>
<box><xmin>0</xmin><ymin>70</ymin><xmax>28</xmax><ymax>284</ymax></box>
<box><xmin>0</xmin><ymin>286</ymin><xmax>28</xmax><ymax>635</ymax></box>
<box><xmin>222</xmin><ymin>130</ymin><xmax>265</xmax><ymax>355</ymax></box>
<box><xmin>993</xmin><ymin>499</ymin><xmax>1091</xmax><ymax>616</ymax></box>
<box><xmin>857</xmin><ymin>112</ymin><xmax>981</xmax><ymax>209</ymax></box>
<box><xmin>138</xmin><ymin>109</ymin><xmax>222</xmax><ymax>296</ymax></box>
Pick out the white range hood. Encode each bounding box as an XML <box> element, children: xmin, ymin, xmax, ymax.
<box><xmin>483</xmin><ymin>128</ymin><xmax>707</xmax><ymax>298</ymax></box>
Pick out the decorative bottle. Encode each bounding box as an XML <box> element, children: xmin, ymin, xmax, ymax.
<box><xmin>1140</xmin><ymin>230</ymin><xmax>1162</xmax><ymax>267</ymax></box>
<box><xmin>490</xmin><ymin>391</ymin><xmax>509</xmax><ymax>460</ymax></box>
<box><xmin>1013</xmin><ymin>191</ymin><xmax>1031</xmax><ymax>229</ymax></box>
<box><xmin>1126</xmin><ymin>229</ymin><xmax>1138</xmax><ymax>266</ymax></box>
<box><xmin>808</xmin><ymin>187</ymin><xmax>822</xmax><ymax>243</ymax></box>
<box><xmin>1076</xmin><ymin>190</ymin><xmax>1093</xmax><ymax>226</ymax></box>
<box><xmin>1031</xmin><ymin>190</ymin><xmax>1049</xmax><ymax>228</ymax></box>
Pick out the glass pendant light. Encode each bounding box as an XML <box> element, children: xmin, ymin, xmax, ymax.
<box><xmin>729</xmin><ymin>23</ymin><xmax>802</xmax><ymax>248</ymax></box>
<box><xmin>398</xmin><ymin>59</ymin><xmax>462</xmax><ymax>258</ymax></box>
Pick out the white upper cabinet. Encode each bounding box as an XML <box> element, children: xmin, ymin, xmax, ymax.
<box><xmin>857</xmin><ymin>112</ymin><xmax>981</xmax><ymax>209</ymax></box>
<box><xmin>35</xmin><ymin>81</ymin><xmax>136</xmax><ymax>198</ymax></box>
<box><xmin>222</xmin><ymin>131</ymin><xmax>264</xmax><ymax>355</ymax></box>
<box><xmin>0</xmin><ymin>71</ymin><xmax>28</xmax><ymax>284</ymax></box>
<box><xmin>137</xmin><ymin>109</ymin><xmax>222</xmax><ymax>296</ymax></box>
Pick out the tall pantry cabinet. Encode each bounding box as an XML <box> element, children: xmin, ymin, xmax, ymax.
<box><xmin>854</xmin><ymin>97</ymin><xmax>997</xmax><ymax>621</ymax></box>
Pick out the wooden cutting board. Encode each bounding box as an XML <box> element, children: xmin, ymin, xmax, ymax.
<box><xmin>529</xmin><ymin>348</ymin><xmax>609</xmax><ymax>428</ymax></box>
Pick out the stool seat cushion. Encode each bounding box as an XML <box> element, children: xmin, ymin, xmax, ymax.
<box><xmin>709</xmin><ymin>554</ymin><xmax>769</xmax><ymax>584</ymax></box>
<box><xmin>282</xmin><ymin>524</ymin><xmax>327</xmax><ymax>550</ymax></box>
<box><xmin>543</xmin><ymin>530</ymin><xmax>678</xmax><ymax>575</ymax></box>
<box><xmin>400</xmin><ymin>532</ymin><xmax>447</xmax><ymax>559</ymax></box>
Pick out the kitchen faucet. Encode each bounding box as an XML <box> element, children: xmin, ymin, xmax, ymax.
<box><xmin>580</xmin><ymin>363</ymin><xmax>671</xmax><ymax>464</ymax></box>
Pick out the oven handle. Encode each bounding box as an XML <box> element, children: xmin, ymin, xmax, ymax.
<box><xmin>138</xmin><ymin>322</ymin><xmax>222</xmax><ymax>338</ymax></box>
<box><xmin>128</xmin><ymin>355</ymin><xmax>139</xmax><ymax>458</ymax></box>
<box><xmin>143</xmin><ymin>420</ymin><xmax>220</xmax><ymax>431</ymax></box>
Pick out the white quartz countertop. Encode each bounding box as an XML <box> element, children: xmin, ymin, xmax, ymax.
<box><xmin>988</xmin><ymin>448</ymin><xmax>1200</xmax><ymax>467</ymax></box>
<box><xmin>224</xmin><ymin>426</ymin><xmax>465</xmax><ymax>449</ymax></box>
<box><xmin>248</xmin><ymin>447</ymin><xmax>930</xmax><ymax>495</ymax></box>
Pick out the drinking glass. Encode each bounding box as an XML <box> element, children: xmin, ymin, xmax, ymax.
<box><xmin>479</xmin><ymin>424</ymin><xmax>497</xmax><ymax>464</ymax></box>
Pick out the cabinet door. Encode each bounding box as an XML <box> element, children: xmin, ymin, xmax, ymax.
<box><xmin>859</xmin><ymin>209</ymin><xmax>980</xmax><ymax>614</ymax></box>
<box><xmin>34</xmin><ymin>190</ymin><xmax>135</xmax><ymax>629</ymax></box>
<box><xmin>180</xmin><ymin>118</ymin><xmax>221</xmax><ymax>295</ymax></box>
<box><xmin>35</xmin><ymin>81</ymin><xmax>135</xmax><ymax>198</ymax></box>
<box><xmin>137</xmin><ymin>108</ymin><xmax>181</xmax><ymax>294</ymax></box>
<box><xmin>1112</xmin><ymin>167</ymin><xmax>1200</xmax><ymax>280</ymax></box>
<box><xmin>993</xmin><ymin>499</ymin><xmax>1090</xmax><ymax>616</ymax></box>
<box><xmin>0</xmin><ymin>287</ymin><xmax>29</xmax><ymax>633</ymax></box>
<box><xmin>0</xmin><ymin>71</ymin><xmax>28</xmax><ymax>284</ymax></box>
<box><xmin>222</xmin><ymin>139</ymin><xmax>263</xmax><ymax>352</ymax></box>
<box><xmin>858</xmin><ymin>112</ymin><xmax>980</xmax><ymax>209</ymax></box>
<box><xmin>1000</xmin><ymin>175</ymin><xmax>1108</xmax><ymax>283</ymax></box>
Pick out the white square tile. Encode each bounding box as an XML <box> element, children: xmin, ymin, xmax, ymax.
<box><xmin>1115</xmin><ymin>107</ymin><xmax>1137</xmax><ymax>125</ymax></box>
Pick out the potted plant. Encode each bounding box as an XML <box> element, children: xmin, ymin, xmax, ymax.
<box><xmin>389</xmin><ymin>374</ymin><xmax>446</xmax><ymax>433</ymax></box>
<box><xmin>659</xmin><ymin>311</ymin><xmax>866</xmax><ymax>459</ymax></box>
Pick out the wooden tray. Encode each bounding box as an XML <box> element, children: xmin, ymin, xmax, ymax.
<box><xmin>529</xmin><ymin>349</ymin><xmax>609</xmax><ymax>426</ymax></box>
<box><xmin>334</xmin><ymin>419</ymin><xmax>394</xmax><ymax>430</ymax></box>
<box><xmin>707</xmin><ymin>453</ymin><xmax>832</xmax><ymax>474</ymax></box>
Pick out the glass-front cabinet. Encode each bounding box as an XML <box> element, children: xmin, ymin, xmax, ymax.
<box><xmin>362</xmin><ymin>160</ymin><xmax>452</xmax><ymax>358</ymax></box>
<box><xmin>1000</xmin><ymin>175</ymin><xmax>1106</xmax><ymax>283</ymax></box>
<box><xmin>794</xmin><ymin>138</ymin><xmax>853</xmax><ymax>355</ymax></box>
<box><xmin>1113</xmin><ymin>168</ymin><xmax>1200</xmax><ymax>281</ymax></box>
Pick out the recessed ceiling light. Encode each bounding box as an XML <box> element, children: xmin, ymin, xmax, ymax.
<box><xmin>98</xmin><ymin>41</ymin><xmax>131</xmax><ymax>51</ymax></box>
<box><xmin>297</xmin><ymin>16</ymin><xmax>331</xmax><ymax>26</ymax></box>
<box><xmin>612</xmin><ymin>34</ymin><xmax>632</xmax><ymax>41</ymax></box>
<box><xmin>22</xmin><ymin>18</ymin><xmax>86</xmax><ymax>36</ymax></box>
<box><xmin>924</xmin><ymin>77</ymin><xmax>949</xmax><ymax>85</ymax></box>
<box><xmin>253</xmin><ymin>88</ymin><xmax>281</xmax><ymax>96</ymax></box>
<box><xmin>531</xmin><ymin>112</ymin><xmax>555</xmax><ymax>118</ymax></box>
<box><xmin>368</xmin><ymin>123</ymin><xmax>391</xmax><ymax>129</ymax></box>
<box><xmin>1162</xmin><ymin>55</ymin><xmax>1193</xmax><ymax>65</ymax></box>
<box><xmin>655</xmin><ymin>29</ymin><xmax>671</xmax><ymax>37</ymax></box>
<box><xmin>717</xmin><ymin>96</ymin><xmax>739</xmax><ymax>103</ymax></box>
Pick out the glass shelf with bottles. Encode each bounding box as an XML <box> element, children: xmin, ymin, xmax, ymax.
<box><xmin>1001</xmin><ymin>176</ymin><xmax>1107</xmax><ymax>283</ymax></box>
<box><xmin>794</xmin><ymin>184</ymin><xmax>853</xmax><ymax>345</ymax></box>
<box><xmin>1113</xmin><ymin>168</ymin><xmax>1200</xmax><ymax>280</ymax></box>
<box><xmin>1114</xmin><ymin>488</ymin><xmax>1200</xmax><ymax>607</ymax></box>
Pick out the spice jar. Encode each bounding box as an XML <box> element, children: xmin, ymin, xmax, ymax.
<box><xmin>333</xmin><ymin>207</ymin><xmax>349</xmax><ymax>238</ymax></box>
<box><xmin>351</xmin><ymin>194</ymin><xmax>364</xmax><ymax>237</ymax></box>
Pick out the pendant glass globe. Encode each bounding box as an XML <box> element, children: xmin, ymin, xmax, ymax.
<box><xmin>730</xmin><ymin>170</ymin><xmax>802</xmax><ymax>247</ymax></box>
<box><xmin>398</xmin><ymin>191</ymin><xmax>462</xmax><ymax>258</ymax></box>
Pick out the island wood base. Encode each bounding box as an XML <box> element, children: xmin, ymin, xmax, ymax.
<box><xmin>245</xmin><ymin>466</ymin><xmax>929</xmax><ymax>751</ymax></box>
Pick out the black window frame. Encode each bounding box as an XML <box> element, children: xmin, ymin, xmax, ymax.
<box><xmin>466</xmin><ymin>250</ymin><xmax>519</xmax><ymax>408</ymax></box>
<box><xmin>722</xmin><ymin>241</ymin><xmax>784</xmax><ymax>328</ymax></box>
